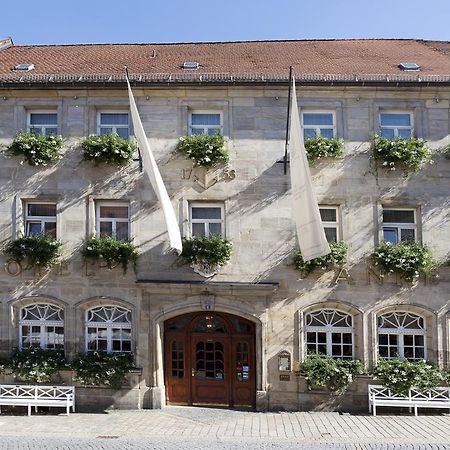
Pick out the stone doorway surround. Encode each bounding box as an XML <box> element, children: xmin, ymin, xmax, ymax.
<box><xmin>136</xmin><ymin>280</ymin><xmax>278</xmax><ymax>410</ymax></box>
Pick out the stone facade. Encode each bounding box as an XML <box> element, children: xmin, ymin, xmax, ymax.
<box><xmin>0</xmin><ymin>82</ymin><xmax>449</xmax><ymax>412</ymax></box>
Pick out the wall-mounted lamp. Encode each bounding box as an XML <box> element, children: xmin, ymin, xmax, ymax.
<box><xmin>73</xmin><ymin>95</ymin><xmax>78</xmax><ymax>100</ymax></box>
<box><xmin>145</xmin><ymin>96</ymin><xmax>150</xmax><ymax>101</ymax></box>
<box><xmin>2</xmin><ymin>96</ymin><xmax>7</xmax><ymax>101</ymax></box>
<box><xmin>435</xmin><ymin>97</ymin><xmax>440</xmax><ymax>103</ymax></box>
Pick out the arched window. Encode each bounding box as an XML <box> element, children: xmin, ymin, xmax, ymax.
<box><xmin>85</xmin><ymin>305</ymin><xmax>132</xmax><ymax>353</ymax></box>
<box><xmin>19</xmin><ymin>303</ymin><xmax>64</xmax><ymax>350</ymax></box>
<box><xmin>305</xmin><ymin>309</ymin><xmax>354</xmax><ymax>358</ymax></box>
<box><xmin>378</xmin><ymin>311</ymin><xmax>426</xmax><ymax>360</ymax></box>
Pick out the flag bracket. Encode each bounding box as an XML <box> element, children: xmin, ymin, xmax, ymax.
<box><xmin>134</xmin><ymin>147</ymin><xmax>143</xmax><ymax>172</ymax></box>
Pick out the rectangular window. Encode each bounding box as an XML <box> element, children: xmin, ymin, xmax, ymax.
<box><xmin>27</xmin><ymin>111</ymin><xmax>58</xmax><ymax>135</ymax></box>
<box><xmin>189</xmin><ymin>111</ymin><xmax>222</xmax><ymax>136</ymax></box>
<box><xmin>382</xmin><ymin>208</ymin><xmax>416</xmax><ymax>244</ymax></box>
<box><xmin>97</xmin><ymin>112</ymin><xmax>129</xmax><ymax>139</ymax></box>
<box><xmin>302</xmin><ymin>111</ymin><xmax>336</xmax><ymax>139</ymax></box>
<box><xmin>96</xmin><ymin>202</ymin><xmax>130</xmax><ymax>240</ymax></box>
<box><xmin>379</xmin><ymin>112</ymin><xmax>413</xmax><ymax>138</ymax></box>
<box><xmin>189</xmin><ymin>203</ymin><xmax>224</xmax><ymax>237</ymax></box>
<box><xmin>319</xmin><ymin>206</ymin><xmax>339</xmax><ymax>243</ymax></box>
<box><xmin>25</xmin><ymin>202</ymin><xmax>57</xmax><ymax>238</ymax></box>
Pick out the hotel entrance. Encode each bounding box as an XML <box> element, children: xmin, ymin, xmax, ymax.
<box><xmin>164</xmin><ymin>312</ymin><xmax>256</xmax><ymax>408</ymax></box>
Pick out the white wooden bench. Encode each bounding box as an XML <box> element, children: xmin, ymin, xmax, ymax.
<box><xmin>368</xmin><ymin>384</ymin><xmax>450</xmax><ymax>416</ymax></box>
<box><xmin>0</xmin><ymin>385</ymin><xmax>75</xmax><ymax>416</ymax></box>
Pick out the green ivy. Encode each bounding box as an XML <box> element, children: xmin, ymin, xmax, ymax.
<box><xmin>81</xmin><ymin>235</ymin><xmax>138</xmax><ymax>273</ymax></box>
<box><xmin>71</xmin><ymin>352</ymin><xmax>134</xmax><ymax>390</ymax></box>
<box><xmin>294</xmin><ymin>241</ymin><xmax>348</xmax><ymax>276</ymax></box>
<box><xmin>177</xmin><ymin>134</ymin><xmax>228</xmax><ymax>167</ymax></box>
<box><xmin>81</xmin><ymin>133</ymin><xmax>136</xmax><ymax>165</ymax></box>
<box><xmin>9</xmin><ymin>348</ymin><xmax>68</xmax><ymax>383</ymax></box>
<box><xmin>305</xmin><ymin>137</ymin><xmax>344</xmax><ymax>161</ymax></box>
<box><xmin>374</xmin><ymin>359</ymin><xmax>446</xmax><ymax>396</ymax></box>
<box><xmin>298</xmin><ymin>355</ymin><xmax>363</xmax><ymax>393</ymax></box>
<box><xmin>181</xmin><ymin>235</ymin><xmax>232</xmax><ymax>267</ymax></box>
<box><xmin>4</xmin><ymin>234</ymin><xmax>62</xmax><ymax>269</ymax></box>
<box><xmin>372</xmin><ymin>135</ymin><xmax>431</xmax><ymax>173</ymax></box>
<box><xmin>371</xmin><ymin>241</ymin><xmax>436</xmax><ymax>282</ymax></box>
<box><xmin>4</xmin><ymin>132</ymin><xmax>63</xmax><ymax>166</ymax></box>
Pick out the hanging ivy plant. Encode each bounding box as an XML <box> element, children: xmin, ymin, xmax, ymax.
<box><xmin>181</xmin><ymin>235</ymin><xmax>232</xmax><ymax>267</ymax></box>
<box><xmin>297</xmin><ymin>355</ymin><xmax>363</xmax><ymax>393</ymax></box>
<box><xmin>4</xmin><ymin>132</ymin><xmax>63</xmax><ymax>166</ymax></box>
<box><xmin>305</xmin><ymin>137</ymin><xmax>344</xmax><ymax>161</ymax></box>
<box><xmin>371</xmin><ymin>241</ymin><xmax>436</xmax><ymax>282</ymax></box>
<box><xmin>3</xmin><ymin>234</ymin><xmax>62</xmax><ymax>269</ymax></box>
<box><xmin>81</xmin><ymin>133</ymin><xmax>136</xmax><ymax>165</ymax></box>
<box><xmin>177</xmin><ymin>134</ymin><xmax>228</xmax><ymax>167</ymax></box>
<box><xmin>294</xmin><ymin>241</ymin><xmax>348</xmax><ymax>276</ymax></box>
<box><xmin>71</xmin><ymin>352</ymin><xmax>134</xmax><ymax>390</ymax></box>
<box><xmin>81</xmin><ymin>235</ymin><xmax>138</xmax><ymax>273</ymax></box>
<box><xmin>372</xmin><ymin>135</ymin><xmax>431</xmax><ymax>173</ymax></box>
<box><xmin>374</xmin><ymin>359</ymin><xmax>446</xmax><ymax>396</ymax></box>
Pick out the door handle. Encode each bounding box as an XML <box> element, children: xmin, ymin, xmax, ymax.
<box><xmin>191</xmin><ymin>368</ymin><xmax>197</xmax><ymax>377</ymax></box>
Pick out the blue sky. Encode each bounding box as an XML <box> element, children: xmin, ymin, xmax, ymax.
<box><xmin>3</xmin><ymin>0</ymin><xmax>449</xmax><ymax>45</ymax></box>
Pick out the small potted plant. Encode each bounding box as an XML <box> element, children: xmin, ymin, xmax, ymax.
<box><xmin>81</xmin><ymin>133</ymin><xmax>136</xmax><ymax>165</ymax></box>
<box><xmin>4</xmin><ymin>132</ymin><xmax>63</xmax><ymax>166</ymax></box>
<box><xmin>181</xmin><ymin>235</ymin><xmax>232</xmax><ymax>277</ymax></box>
<box><xmin>81</xmin><ymin>235</ymin><xmax>138</xmax><ymax>274</ymax></box>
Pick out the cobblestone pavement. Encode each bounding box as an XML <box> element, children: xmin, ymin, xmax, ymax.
<box><xmin>0</xmin><ymin>406</ymin><xmax>448</xmax><ymax>449</ymax></box>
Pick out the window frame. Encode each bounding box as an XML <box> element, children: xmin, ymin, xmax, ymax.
<box><xmin>189</xmin><ymin>202</ymin><xmax>225</xmax><ymax>238</ymax></box>
<box><xmin>382</xmin><ymin>207</ymin><xmax>417</xmax><ymax>244</ymax></box>
<box><xmin>319</xmin><ymin>206</ymin><xmax>340</xmax><ymax>243</ymax></box>
<box><xmin>96</xmin><ymin>111</ymin><xmax>130</xmax><ymax>139</ymax></box>
<box><xmin>301</xmin><ymin>110</ymin><xmax>336</xmax><ymax>139</ymax></box>
<box><xmin>95</xmin><ymin>201</ymin><xmax>130</xmax><ymax>240</ymax></box>
<box><xmin>27</xmin><ymin>110</ymin><xmax>58</xmax><ymax>136</ymax></box>
<box><xmin>19</xmin><ymin>303</ymin><xmax>64</xmax><ymax>351</ymax></box>
<box><xmin>304</xmin><ymin>309</ymin><xmax>354</xmax><ymax>359</ymax></box>
<box><xmin>378</xmin><ymin>110</ymin><xmax>414</xmax><ymax>138</ymax></box>
<box><xmin>85</xmin><ymin>305</ymin><xmax>132</xmax><ymax>354</ymax></box>
<box><xmin>24</xmin><ymin>201</ymin><xmax>57</xmax><ymax>238</ymax></box>
<box><xmin>188</xmin><ymin>110</ymin><xmax>223</xmax><ymax>136</ymax></box>
<box><xmin>377</xmin><ymin>311</ymin><xmax>426</xmax><ymax>361</ymax></box>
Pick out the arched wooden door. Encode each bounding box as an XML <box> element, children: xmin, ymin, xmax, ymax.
<box><xmin>164</xmin><ymin>312</ymin><xmax>256</xmax><ymax>408</ymax></box>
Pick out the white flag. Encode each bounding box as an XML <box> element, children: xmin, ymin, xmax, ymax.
<box><xmin>288</xmin><ymin>78</ymin><xmax>330</xmax><ymax>261</ymax></box>
<box><xmin>126</xmin><ymin>76</ymin><xmax>183</xmax><ymax>255</ymax></box>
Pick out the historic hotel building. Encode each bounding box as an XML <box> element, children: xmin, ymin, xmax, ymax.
<box><xmin>0</xmin><ymin>38</ymin><xmax>449</xmax><ymax>411</ymax></box>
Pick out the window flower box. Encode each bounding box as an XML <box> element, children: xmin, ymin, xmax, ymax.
<box><xmin>81</xmin><ymin>133</ymin><xmax>136</xmax><ymax>166</ymax></box>
<box><xmin>305</xmin><ymin>137</ymin><xmax>344</xmax><ymax>161</ymax></box>
<box><xmin>177</xmin><ymin>134</ymin><xmax>228</xmax><ymax>167</ymax></box>
<box><xmin>181</xmin><ymin>235</ymin><xmax>232</xmax><ymax>277</ymax></box>
<box><xmin>3</xmin><ymin>234</ymin><xmax>62</xmax><ymax>270</ymax></box>
<box><xmin>4</xmin><ymin>132</ymin><xmax>63</xmax><ymax>166</ymax></box>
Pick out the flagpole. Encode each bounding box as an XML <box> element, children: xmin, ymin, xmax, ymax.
<box><xmin>283</xmin><ymin>66</ymin><xmax>294</xmax><ymax>175</ymax></box>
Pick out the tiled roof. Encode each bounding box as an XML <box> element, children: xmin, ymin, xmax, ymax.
<box><xmin>1</xmin><ymin>39</ymin><xmax>450</xmax><ymax>85</ymax></box>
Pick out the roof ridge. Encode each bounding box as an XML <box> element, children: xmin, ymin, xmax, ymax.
<box><xmin>11</xmin><ymin>37</ymin><xmax>448</xmax><ymax>48</ymax></box>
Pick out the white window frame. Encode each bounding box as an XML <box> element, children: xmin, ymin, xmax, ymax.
<box><xmin>85</xmin><ymin>305</ymin><xmax>132</xmax><ymax>353</ymax></box>
<box><xmin>379</xmin><ymin>110</ymin><xmax>414</xmax><ymax>138</ymax></box>
<box><xmin>189</xmin><ymin>202</ymin><xmax>225</xmax><ymax>238</ymax></box>
<box><xmin>382</xmin><ymin>207</ymin><xmax>417</xmax><ymax>244</ymax></box>
<box><xmin>319</xmin><ymin>206</ymin><xmax>340</xmax><ymax>243</ymax></box>
<box><xmin>19</xmin><ymin>303</ymin><xmax>64</xmax><ymax>351</ymax></box>
<box><xmin>27</xmin><ymin>110</ymin><xmax>58</xmax><ymax>135</ymax></box>
<box><xmin>188</xmin><ymin>110</ymin><xmax>223</xmax><ymax>135</ymax></box>
<box><xmin>377</xmin><ymin>311</ymin><xmax>426</xmax><ymax>361</ymax></box>
<box><xmin>305</xmin><ymin>309</ymin><xmax>354</xmax><ymax>359</ymax></box>
<box><xmin>97</xmin><ymin>111</ymin><xmax>130</xmax><ymax>139</ymax></box>
<box><xmin>25</xmin><ymin>201</ymin><xmax>57</xmax><ymax>238</ymax></box>
<box><xmin>301</xmin><ymin>110</ymin><xmax>336</xmax><ymax>139</ymax></box>
<box><xmin>96</xmin><ymin>201</ymin><xmax>130</xmax><ymax>240</ymax></box>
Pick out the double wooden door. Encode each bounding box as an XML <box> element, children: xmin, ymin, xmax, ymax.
<box><xmin>164</xmin><ymin>312</ymin><xmax>256</xmax><ymax>408</ymax></box>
